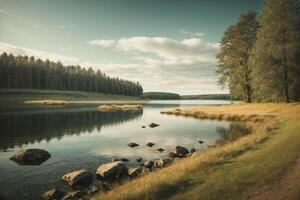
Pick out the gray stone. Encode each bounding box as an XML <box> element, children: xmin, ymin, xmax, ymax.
<box><xmin>149</xmin><ymin>123</ymin><xmax>159</xmax><ymax>128</ymax></box>
<box><xmin>128</xmin><ymin>167</ymin><xmax>142</xmax><ymax>177</ymax></box>
<box><xmin>127</xmin><ymin>142</ymin><xmax>139</xmax><ymax>147</ymax></box>
<box><xmin>41</xmin><ymin>189</ymin><xmax>65</xmax><ymax>200</ymax></box>
<box><xmin>143</xmin><ymin>160</ymin><xmax>154</xmax><ymax>169</ymax></box>
<box><xmin>96</xmin><ymin>161</ymin><xmax>128</xmax><ymax>180</ymax></box>
<box><xmin>170</xmin><ymin>146</ymin><xmax>189</xmax><ymax>157</ymax></box>
<box><xmin>146</xmin><ymin>142</ymin><xmax>155</xmax><ymax>147</ymax></box>
<box><xmin>10</xmin><ymin>148</ymin><xmax>51</xmax><ymax>165</ymax></box>
<box><xmin>154</xmin><ymin>157</ymin><xmax>173</xmax><ymax>168</ymax></box>
<box><xmin>156</xmin><ymin>148</ymin><xmax>165</xmax><ymax>153</ymax></box>
<box><xmin>61</xmin><ymin>169</ymin><xmax>93</xmax><ymax>187</ymax></box>
<box><xmin>190</xmin><ymin>147</ymin><xmax>196</xmax><ymax>153</ymax></box>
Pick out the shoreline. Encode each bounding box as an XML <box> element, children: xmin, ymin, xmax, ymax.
<box><xmin>92</xmin><ymin>103</ymin><xmax>300</xmax><ymax>200</ymax></box>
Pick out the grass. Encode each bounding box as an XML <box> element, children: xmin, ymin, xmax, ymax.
<box><xmin>0</xmin><ymin>89</ymin><xmax>141</xmax><ymax>112</ymax></box>
<box><xmin>93</xmin><ymin>103</ymin><xmax>300</xmax><ymax>200</ymax></box>
<box><xmin>98</xmin><ymin>104</ymin><xmax>143</xmax><ymax>112</ymax></box>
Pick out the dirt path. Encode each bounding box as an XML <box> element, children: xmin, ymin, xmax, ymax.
<box><xmin>249</xmin><ymin>156</ymin><xmax>300</xmax><ymax>200</ymax></box>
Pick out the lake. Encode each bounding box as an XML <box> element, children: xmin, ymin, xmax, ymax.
<box><xmin>0</xmin><ymin>100</ymin><xmax>244</xmax><ymax>200</ymax></box>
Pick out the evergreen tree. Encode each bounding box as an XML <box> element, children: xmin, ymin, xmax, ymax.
<box><xmin>250</xmin><ymin>0</ymin><xmax>300</xmax><ymax>102</ymax></box>
<box><xmin>0</xmin><ymin>53</ymin><xmax>143</xmax><ymax>97</ymax></box>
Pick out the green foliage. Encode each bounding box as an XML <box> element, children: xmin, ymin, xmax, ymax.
<box><xmin>250</xmin><ymin>0</ymin><xmax>300</xmax><ymax>102</ymax></box>
<box><xmin>218</xmin><ymin>0</ymin><xmax>300</xmax><ymax>102</ymax></box>
<box><xmin>142</xmin><ymin>92</ymin><xmax>180</xmax><ymax>99</ymax></box>
<box><xmin>217</xmin><ymin>10</ymin><xmax>259</xmax><ymax>102</ymax></box>
<box><xmin>0</xmin><ymin>53</ymin><xmax>143</xmax><ymax>96</ymax></box>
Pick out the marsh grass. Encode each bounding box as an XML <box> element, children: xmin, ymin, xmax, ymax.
<box><xmin>98</xmin><ymin>104</ymin><xmax>143</xmax><ymax>112</ymax></box>
<box><xmin>24</xmin><ymin>100</ymin><xmax>69</xmax><ymax>105</ymax></box>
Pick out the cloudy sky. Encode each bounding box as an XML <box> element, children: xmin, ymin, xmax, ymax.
<box><xmin>0</xmin><ymin>0</ymin><xmax>262</xmax><ymax>95</ymax></box>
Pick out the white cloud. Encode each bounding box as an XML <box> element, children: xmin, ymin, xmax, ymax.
<box><xmin>179</xmin><ymin>30</ymin><xmax>205</xmax><ymax>37</ymax></box>
<box><xmin>86</xmin><ymin>36</ymin><xmax>222</xmax><ymax>94</ymax></box>
<box><xmin>88</xmin><ymin>36</ymin><xmax>219</xmax><ymax>63</ymax></box>
<box><xmin>87</xmin><ymin>39</ymin><xmax>116</xmax><ymax>47</ymax></box>
<box><xmin>0</xmin><ymin>42</ymin><xmax>79</xmax><ymax>65</ymax></box>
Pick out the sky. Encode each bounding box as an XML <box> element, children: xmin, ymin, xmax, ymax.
<box><xmin>0</xmin><ymin>0</ymin><xmax>262</xmax><ymax>95</ymax></box>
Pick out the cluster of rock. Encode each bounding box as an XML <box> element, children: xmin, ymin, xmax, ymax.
<box><xmin>141</xmin><ymin>122</ymin><xmax>160</xmax><ymax>128</ymax></box>
<box><xmin>9</xmin><ymin>137</ymin><xmax>206</xmax><ymax>200</ymax></box>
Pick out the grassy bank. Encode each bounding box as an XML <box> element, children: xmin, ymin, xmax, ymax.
<box><xmin>93</xmin><ymin>103</ymin><xmax>300</xmax><ymax>200</ymax></box>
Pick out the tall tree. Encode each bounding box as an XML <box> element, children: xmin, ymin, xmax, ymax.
<box><xmin>217</xmin><ymin>10</ymin><xmax>258</xmax><ymax>102</ymax></box>
<box><xmin>250</xmin><ymin>0</ymin><xmax>300</xmax><ymax>102</ymax></box>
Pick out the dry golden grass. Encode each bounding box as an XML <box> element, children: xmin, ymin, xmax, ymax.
<box><xmin>98</xmin><ymin>104</ymin><xmax>143</xmax><ymax>112</ymax></box>
<box><xmin>93</xmin><ymin>103</ymin><xmax>300</xmax><ymax>200</ymax></box>
<box><xmin>24</xmin><ymin>100</ymin><xmax>69</xmax><ymax>105</ymax></box>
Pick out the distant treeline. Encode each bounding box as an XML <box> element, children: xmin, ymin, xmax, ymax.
<box><xmin>0</xmin><ymin>53</ymin><xmax>143</xmax><ymax>96</ymax></box>
<box><xmin>181</xmin><ymin>94</ymin><xmax>230</xmax><ymax>100</ymax></box>
<box><xmin>142</xmin><ymin>92</ymin><xmax>180</xmax><ymax>99</ymax></box>
<box><xmin>217</xmin><ymin>0</ymin><xmax>300</xmax><ymax>102</ymax></box>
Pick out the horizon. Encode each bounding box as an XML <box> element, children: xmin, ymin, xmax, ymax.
<box><xmin>0</xmin><ymin>0</ymin><xmax>262</xmax><ymax>95</ymax></box>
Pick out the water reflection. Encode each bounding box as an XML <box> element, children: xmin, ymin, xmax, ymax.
<box><xmin>0</xmin><ymin>110</ymin><xmax>143</xmax><ymax>151</ymax></box>
<box><xmin>216</xmin><ymin>122</ymin><xmax>250</xmax><ymax>142</ymax></box>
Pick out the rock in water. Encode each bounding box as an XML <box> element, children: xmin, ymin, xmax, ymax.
<box><xmin>170</xmin><ymin>146</ymin><xmax>189</xmax><ymax>157</ymax></box>
<box><xmin>127</xmin><ymin>142</ymin><xmax>139</xmax><ymax>147</ymax></box>
<box><xmin>128</xmin><ymin>167</ymin><xmax>143</xmax><ymax>177</ymax></box>
<box><xmin>96</xmin><ymin>161</ymin><xmax>128</xmax><ymax>180</ymax></box>
<box><xmin>66</xmin><ymin>190</ymin><xmax>87</xmax><ymax>198</ymax></box>
<box><xmin>143</xmin><ymin>160</ymin><xmax>154</xmax><ymax>169</ymax></box>
<box><xmin>154</xmin><ymin>157</ymin><xmax>173</xmax><ymax>168</ymax></box>
<box><xmin>156</xmin><ymin>148</ymin><xmax>165</xmax><ymax>153</ymax></box>
<box><xmin>149</xmin><ymin>123</ymin><xmax>159</xmax><ymax>128</ymax></box>
<box><xmin>198</xmin><ymin>140</ymin><xmax>204</xmax><ymax>144</ymax></box>
<box><xmin>190</xmin><ymin>147</ymin><xmax>196</xmax><ymax>153</ymax></box>
<box><xmin>136</xmin><ymin>157</ymin><xmax>142</xmax><ymax>162</ymax></box>
<box><xmin>61</xmin><ymin>169</ymin><xmax>93</xmax><ymax>187</ymax></box>
<box><xmin>146</xmin><ymin>142</ymin><xmax>155</xmax><ymax>147</ymax></box>
<box><xmin>41</xmin><ymin>189</ymin><xmax>65</xmax><ymax>200</ymax></box>
<box><xmin>10</xmin><ymin>148</ymin><xmax>51</xmax><ymax>165</ymax></box>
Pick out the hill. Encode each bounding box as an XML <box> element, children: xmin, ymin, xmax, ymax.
<box><xmin>142</xmin><ymin>92</ymin><xmax>180</xmax><ymax>100</ymax></box>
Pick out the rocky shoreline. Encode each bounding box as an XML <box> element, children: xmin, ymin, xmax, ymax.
<box><xmin>7</xmin><ymin>122</ymin><xmax>207</xmax><ymax>200</ymax></box>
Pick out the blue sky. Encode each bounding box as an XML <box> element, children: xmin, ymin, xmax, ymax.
<box><xmin>0</xmin><ymin>0</ymin><xmax>262</xmax><ymax>94</ymax></box>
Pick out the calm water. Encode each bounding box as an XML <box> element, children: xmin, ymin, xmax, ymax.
<box><xmin>0</xmin><ymin>100</ymin><xmax>243</xmax><ymax>200</ymax></box>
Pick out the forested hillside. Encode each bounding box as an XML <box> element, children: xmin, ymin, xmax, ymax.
<box><xmin>0</xmin><ymin>53</ymin><xmax>143</xmax><ymax>96</ymax></box>
<box><xmin>142</xmin><ymin>92</ymin><xmax>180</xmax><ymax>99</ymax></box>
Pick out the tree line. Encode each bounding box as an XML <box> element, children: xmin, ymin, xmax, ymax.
<box><xmin>217</xmin><ymin>0</ymin><xmax>300</xmax><ymax>102</ymax></box>
<box><xmin>0</xmin><ymin>53</ymin><xmax>143</xmax><ymax>96</ymax></box>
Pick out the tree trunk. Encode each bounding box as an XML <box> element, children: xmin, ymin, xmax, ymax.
<box><xmin>283</xmin><ymin>45</ymin><xmax>290</xmax><ymax>103</ymax></box>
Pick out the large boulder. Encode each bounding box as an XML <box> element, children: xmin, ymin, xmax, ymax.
<box><xmin>154</xmin><ymin>157</ymin><xmax>173</xmax><ymax>168</ymax></box>
<box><xmin>170</xmin><ymin>146</ymin><xmax>189</xmax><ymax>157</ymax></box>
<box><xmin>96</xmin><ymin>161</ymin><xmax>128</xmax><ymax>180</ymax></box>
<box><xmin>10</xmin><ymin>148</ymin><xmax>51</xmax><ymax>165</ymax></box>
<box><xmin>41</xmin><ymin>189</ymin><xmax>65</xmax><ymax>200</ymax></box>
<box><xmin>61</xmin><ymin>169</ymin><xmax>93</xmax><ymax>187</ymax></box>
